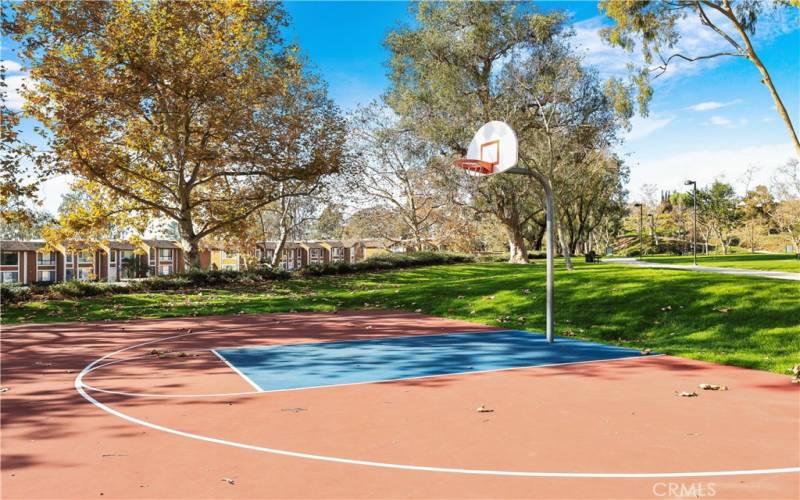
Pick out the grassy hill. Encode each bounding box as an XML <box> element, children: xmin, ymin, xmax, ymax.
<box><xmin>2</xmin><ymin>261</ymin><xmax>798</xmax><ymax>374</ymax></box>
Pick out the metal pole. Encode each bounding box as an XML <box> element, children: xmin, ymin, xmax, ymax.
<box><xmin>692</xmin><ymin>184</ymin><xmax>697</xmax><ymax>266</ymax></box>
<box><xmin>508</xmin><ymin>166</ymin><xmax>554</xmax><ymax>343</ymax></box>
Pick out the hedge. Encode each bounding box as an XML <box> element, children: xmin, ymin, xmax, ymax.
<box><xmin>299</xmin><ymin>251</ymin><xmax>474</xmax><ymax>276</ymax></box>
<box><xmin>1</xmin><ymin>253</ymin><xmax>470</xmax><ymax>303</ymax></box>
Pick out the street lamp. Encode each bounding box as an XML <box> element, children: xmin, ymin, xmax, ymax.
<box><xmin>684</xmin><ymin>180</ymin><xmax>697</xmax><ymax>266</ymax></box>
<box><xmin>634</xmin><ymin>203</ymin><xmax>644</xmax><ymax>259</ymax></box>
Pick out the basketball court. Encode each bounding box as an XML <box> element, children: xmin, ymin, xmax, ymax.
<box><xmin>2</xmin><ymin>311</ymin><xmax>798</xmax><ymax>499</ymax></box>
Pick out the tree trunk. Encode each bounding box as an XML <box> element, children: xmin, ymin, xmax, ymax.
<box><xmin>186</xmin><ymin>238</ymin><xmax>201</xmax><ymax>269</ymax></box>
<box><xmin>270</xmin><ymin>226</ymin><xmax>290</xmax><ymax>269</ymax></box>
<box><xmin>531</xmin><ymin>222</ymin><xmax>546</xmax><ymax>251</ymax></box>
<box><xmin>505</xmin><ymin>222</ymin><xmax>528</xmax><ymax>264</ymax></box>
<box><xmin>556</xmin><ymin>221</ymin><xmax>574</xmax><ymax>270</ymax></box>
<box><xmin>728</xmin><ymin>9</ymin><xmax>800</xmax><ymax>157</ymax></box>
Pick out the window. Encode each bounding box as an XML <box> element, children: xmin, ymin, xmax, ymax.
<box><xmin>37</xmin><ymin>270</ymin><xmax>55</xmax><ymax>282</ymax></box>
<box><xmin>332</xmin><ymin>247</ymin><xmax>343</xmax><ymax>262</ymax></box>
<box><xmin>1</xmin><ymin>251</ymin><xmax>18</xmax><ymax>266</ymax></box>
<box><xmin>37</xmin><ymin>252</ymin><xmax>56</xmax><ymax>266</ymax></box>
<box><xmin>66</xmin><ymin>253</ymin><xmax>73</xmax><ymax>264</ymax></box>
<box><xmin>77</xmin><ymin>268</ymin><xmax>93</xmax><ymax>281</ymax></box>
<box><xmin>65</xmin><ymin>269</ymin><xmax>74</xmax><ymax>281</ymax></box>
<box><xmin>1</xmin><ymin>271</ymin><xmax>18</xmax><ymax>283</ymax></box>
<box><xmin>149</xmin><ymin>248</ymin><xmax>155</xmax><ymax>263</ymax></box>
<box><xmin>78</xmin><ymin>251</ymin><xmax>92</xmax><ymax>264</ymax></box>
<box><xmin>310</xmin><ymin>248</ymin><xmax>323</xmax><ymax>264</ymax></box>
<box><xmin>110</xmin><ymin>250</ymin><xmax>116</xmax><ymax>264</ymax></box>
<box><xmin>159</xmin><ymin>265</ymin><xmax>173</xmax><ymax>276</ymax></box>
<box><xmin>159</xmin><ymin>248</ymin><xmax>172</xmax><ymax>260</ymax></box>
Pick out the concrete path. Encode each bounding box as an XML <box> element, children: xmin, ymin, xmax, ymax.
<box><xmin>606</xmin><ymin>257</ymin><xmax>800</xmax><ymax>282</ymax></box>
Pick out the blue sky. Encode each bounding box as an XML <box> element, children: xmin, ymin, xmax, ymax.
<box><xmin>3</xmin><ymin>1</ymin><xmax>799</xmax><ymax>213</ymax></box>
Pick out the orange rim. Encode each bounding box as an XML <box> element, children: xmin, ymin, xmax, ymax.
<box><xmin>453</xmin><ymin>158</ymin><xmax>493</xmax><ymax>174</ymax></box>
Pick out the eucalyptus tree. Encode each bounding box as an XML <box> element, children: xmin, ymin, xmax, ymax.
<box><xmin>386</xmin><ymin>2</ymin><xmax>631</xmax><ymax>265</ymax></box>
<box><xmin>600</xmin><ymin>0</ymin><xmax>800</xmax><ymax>156</ymax></box>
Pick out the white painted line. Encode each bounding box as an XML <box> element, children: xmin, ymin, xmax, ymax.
<box><xmin>210</xmin><ymin>349</ymin><xmax>264</xmax><ymax>393</ymax></box>
<box><xmin>74</xmin><ymin>330</ymin><xmax>800</xmax><ymax>478</ymax></box>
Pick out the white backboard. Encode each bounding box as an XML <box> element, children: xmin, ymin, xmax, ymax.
<box><xmin>465</xmin><ymin>121</ymin><xmax>518</xmax><ymax>175</ymax></box>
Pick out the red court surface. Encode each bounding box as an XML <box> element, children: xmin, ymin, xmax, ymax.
<box><xmin>2</xmin><ymin>311</ymin><xmax>798</xmax><ymax>499</ymax></box>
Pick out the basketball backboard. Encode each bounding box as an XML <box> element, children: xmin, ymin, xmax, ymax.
<box><xmin>454</xmin><ymin>121</ymin><xmax>518</xmax><ymax>176</ymax></box>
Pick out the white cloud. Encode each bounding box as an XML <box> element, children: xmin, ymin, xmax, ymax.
<box><xmin>625</xmin><ymin>115</ymin><xmax>673</xmax><ymax>141</ymax></box>
<box><xmin>2</xmin><ymin>60</ymin><xmax>29</xmax><ymax>111</ymax></box>
<box><xmin>686</xmin><ymin>99</ymin><xmax>743</xmax><ymax>112</ymax></box>
<box><xmin>627</xmin><ymin>142</ymin><xmax>799</xmax><ymax>199</ymax></box>
<box><xmin>709</xmin><ymin>116</ymin><xmax>732</xmax><ymax>126</ymax></box>
<box><xmin>2</xmin><ymin>60</ymin><xmax>22</xmax><ymax>73</ymax></box>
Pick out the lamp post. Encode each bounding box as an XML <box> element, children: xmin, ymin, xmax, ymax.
<box><xmin>684</xmin><ymin>180</ymin><xmax>697</xmax><ymax>266</ymax></box>
<box><xmin>634</xmin><ymin>203</ymin><xmax>643</xmax><ymax>259</ymax></box>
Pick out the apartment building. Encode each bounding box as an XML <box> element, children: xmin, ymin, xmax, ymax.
<box><xmin>0</xmin><ymin>237</ymin><xmax>397</xmax><ymax>284</ymax></box>
<box><xmin>0</xmin><ymin>239</ymin><xmax>184</xmax><ymax>284</ymax></box>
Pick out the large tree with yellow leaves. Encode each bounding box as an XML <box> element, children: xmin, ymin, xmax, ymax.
<box><xmin>7</xmin><ymin>1</ymin><xmax>348</xmax><ymax>265</ymax></box>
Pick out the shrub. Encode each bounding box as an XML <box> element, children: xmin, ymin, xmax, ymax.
<box><xmin>0</xmin><ymin>284</ymin><xmax>32</xmax><ymax>305</ymax></box>
<box><xmin>180</xmin><ymin>267</ymin><xmax>289</xmax><ymax>286</ymax></box>
<box><xmin>50</xmin><ymin>280</ymin><xmax>118</xmax><ymax>298</ymax></box>
<box><xmin>138</xmin><ymin>276</ymin><xmax>191</xmax><ymax>291</ymax></box>
<box><xmin>299</xmin><ymin>251</ymin><xmax>474</xmax><ymax>276</ymax></box>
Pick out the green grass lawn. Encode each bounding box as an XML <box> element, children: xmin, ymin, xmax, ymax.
<box><xmin>641</xmin><ymin>253</ymin><xmax>800</xmax><ymax>272</ymax></box>
<box><xmin>2</xmin><ymin>262</ymin><xmax>798</xmax><ymax>374</ymax></box>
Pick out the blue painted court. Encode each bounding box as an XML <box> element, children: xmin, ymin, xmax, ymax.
<box><xmin>214</xmin><ymin>330</ymin><xmax>646</xmax><ymax>392</ymax></box>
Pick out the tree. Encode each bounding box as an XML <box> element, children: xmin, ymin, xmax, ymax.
<box><xmin>313</xmin><ymin>204</ymin><xmax>346</xmax><ymax>240</ymax></box>
<box><xmin>770</xmin><ymin>199</ymin><xmax>800</xmax><ymax>258</ymax></box>
<box><xmin>698</xmin><ymin>181</ymin><xmax>742</xmax><ymax>254</ymax></box>
<box><xmin>8</xmin><ymin>1</ymin><xmax>348</xmax><ymax>266</ymax></box>
<box><xmin>772</xmin><ymin>159</ymin><xmax>800</xmax><ymax>201</ymax></box>
<box><xmin>385</xmin><ymin>2</ymin><xmax>630</xmax><ymax>265</ymax></box>
<box><xmin>0</xmin><ymin>60</ymin><xmax>47</xmax><ymax>232</ymax></box>
<box><xmin>351</xmin><ymin>101</ymin><xmax>443</xmax><ymax>251</ymax></box>
<box><xmin>342</xmin><ymin>206</ymin><xmax>406</xmax><ymax>241</ymax></box>
<box><xmin>600</xmin><ymin>0</ymin><xmax>800</xmax><ymax>156</ymax></box>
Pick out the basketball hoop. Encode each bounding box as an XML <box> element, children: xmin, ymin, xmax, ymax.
<box><xmin>452</xmin><ymin>158</ymin><xmax>494</xmax><ymax>175</ymax></box>
<box><xmin>453</xmin><ymin>121</ymin><xmax>517</xmax><ymax>176</ymax></box>
<box><xmin>451</xmin><ymin>120</ymin><xmax>555</xmax><ymax>344</ymax></box>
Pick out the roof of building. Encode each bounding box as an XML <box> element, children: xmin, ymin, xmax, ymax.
<box><xmin>105</xmin><ymin>241</ymin><xmax>136</xmax><ymax>250</ymax></box>
<box><xmin>142</xmin><ymin>239</ymin><xmax>182</xmax><ymax>249</ymax></box>
<box><xmin>0</xmin><ymin>240</ymin><xmax>46</xmax><ymax>251</ymax></box>
<box><xmin>359</xmin><ymin>238</ymin><xmax>390</xmax><ymax>248</ymax></box>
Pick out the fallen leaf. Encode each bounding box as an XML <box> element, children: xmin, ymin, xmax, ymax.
<box><xmin>221</xmin><ymin>478</ymin><xmax>235</xmax><ymax>485</ymax></box>
<box><xmin>476</xmin><ymin>404</ymin><xmax>494</xmax><ymax>413</ymax></box>
<box><xmin>281</xmin><ymin>407</ymin><xmax>307</xmax><ymax>413</ymax></box>
<box><xmin>699</xmin><ymin>383</ymin><xmax>728</xmax><ymax>391</ymax></box>
<box><xmin>713</xmin><ymin>307</ymin><xmax>732</xmax><ymax>314</ymax></box>
<box><xmin>676</xmin><ymin>391</ymin><xmax>698</xmax><ymax>397</ymax></box>
<box><xmin>0</xmin><ymin>387</ymin><xmax>9</xmax><ymax>393</ymax></box>
<box><xmin>641</xmin><ymin>348</ymin><xmax>652</xmax><ymax>355</ymax></box>
<box><xmin>414</xmin><ymin>309</ymin><xmax>422</xmax><ymax>313</ymax></box>
<box><xmin>660</xmin><ymin>305</ymin><xmax>672</xmax><ymax>311</ymax></box>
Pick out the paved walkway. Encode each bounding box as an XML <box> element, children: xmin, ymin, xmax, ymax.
<box><xmin>606</xmin><ymin>258</ymin><xmax>800</xmax><ymax>281</ymax></box>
